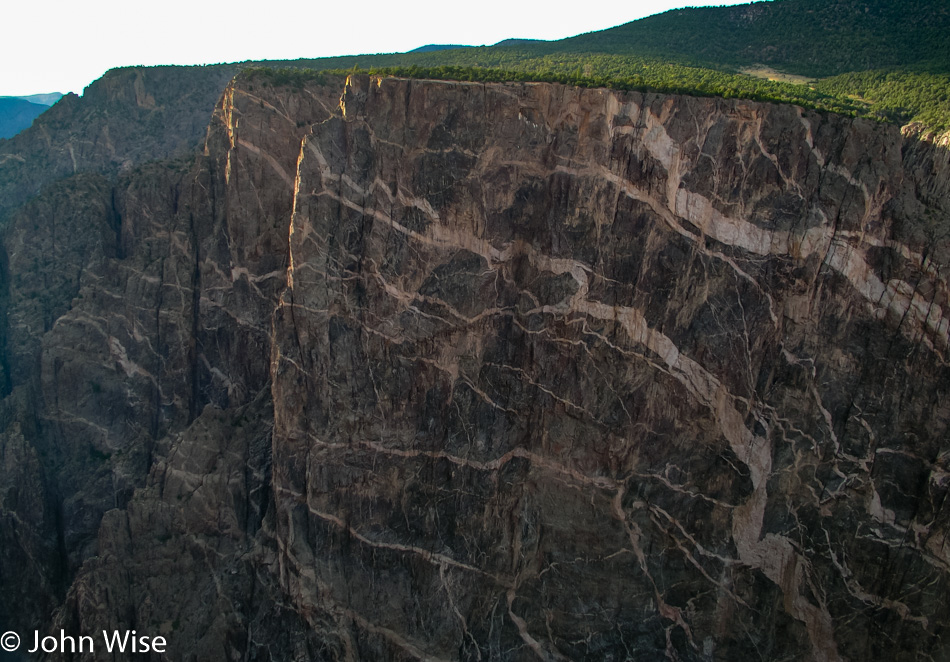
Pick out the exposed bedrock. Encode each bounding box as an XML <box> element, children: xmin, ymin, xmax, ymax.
<box><xmin>269</xmin><ymin>76</ymin><xmax>950</xmax><ymax>661</ymax></box>
<box><xmin>1</xmin><ymin>72</ymin><xmax>947</xmax><ymax>661</ymax></box>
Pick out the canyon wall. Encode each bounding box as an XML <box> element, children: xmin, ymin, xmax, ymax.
<box><xmin>1</xmin><ymin>71</ymin><xmax>948</xmax><ymax>661</ymax></box>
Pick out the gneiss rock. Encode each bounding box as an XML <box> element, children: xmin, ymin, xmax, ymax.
<box><xmin>3</xmin><ymin>71</ymin><xmax>949</xmax><ymax>661</ymax></box>
<box><xmin>267</xmin><ymin>75</ymin><xmax>950</xmax><ymax>661</ymax></box>
<box><xmin>0</xmin><ymin>65</ymin><xmax>238</xmax><ymax>222</ymax></box>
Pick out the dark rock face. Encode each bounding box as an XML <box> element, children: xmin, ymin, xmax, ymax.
<box><xmin>0</xmin><ymin>65</ymin><xmax>237</xmax><ymax>221</ymax></box>
<box><xmin>1</xmin><ymin>72</ymin><xmax>949</xmax><ymax>661</ymax></box>
<box><xmin>266</xmin><ymin>77</ymin><xmax>950</xmax><ymax>661</ymax></box>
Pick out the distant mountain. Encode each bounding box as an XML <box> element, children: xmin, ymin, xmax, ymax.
<box><xmin>550</xmin><ymin>0</ymin><xmax>950</xmax><ymax>77</ymax></box>
<box><xmin>492</xmin><ymin>38</ymin><xmax>546</xmax><ymax>47</ymax></box>
<box><xmin>0</xmin><ymin>97</ymin><xmax>50</xmax><ymax>139</ymax></box>
<box><xmin>16</xmin><ymin>93</ymin><xmax>63</xmax><ymax>107</ymax></box>
<box><xmin>353</xmin><ymin>0</ymin><xmax>950</xmax><ymax>80</ymax></box>
<box><xmin>407</xmin><ymin>44</ymin><xmax>472</xmax><ymax>53</ymax></box>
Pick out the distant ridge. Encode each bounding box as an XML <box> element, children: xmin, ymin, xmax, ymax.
<box><xmin>0</xmin><ymin>98</ymin><xmax>51</xmax><ymax>139</ymax></box>
<box><xmin>15</xmin><ymin>93</ymin><xmax>63</xmax><ymax>107</ymax></box>
<box><xmin>408</xmin><ymin>44</ymin><xmax>472</xmax><ymax>53</ymax></box>
<box><xmin>492</xmin><ymin>38</ymin><xmax>546</xmax><ymax>47</ymax></box>
<box><xmin>549</xmin><ymin>0</ymin><xmax>950</xmax><ymax>77</ymax></box>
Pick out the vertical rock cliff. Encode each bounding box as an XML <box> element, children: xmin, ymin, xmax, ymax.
<box><xmin>1</xmin><ymin>71</ymin><xmax>948</xmax><ymax>661</ymax></box>
<box><xmin>0</xmin><ymin>66</ymin><xmax>238</xmax><ymax>219</ymax></box>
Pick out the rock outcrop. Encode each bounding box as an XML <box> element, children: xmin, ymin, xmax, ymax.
<box><xmin>0</xmin><ymin>65</ymin><xmax>237</xmax><ymax>221</ymax></box>
<box><xmin>1</xmin><ymin>71</ymin><xmax>948</xmax><ymax>661</ymax></box>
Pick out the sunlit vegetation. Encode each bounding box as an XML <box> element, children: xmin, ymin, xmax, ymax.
<box><xmin>245</xmin><ymin>0</ymin><xmax>950</xmax><ymax>132</ymax></box>
<box><xmin>815</xmin><ymin>70</ymin><xmax>950</xmax><ymax>131</ymax></box>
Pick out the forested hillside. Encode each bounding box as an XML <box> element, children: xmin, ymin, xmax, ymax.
<box><xmin>248</xmin><ymin>0</ymin><xmax>950</xmax><ymax>131</ymax></box>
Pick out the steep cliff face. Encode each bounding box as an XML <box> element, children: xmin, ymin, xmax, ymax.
<box><xmin>0</xmin><ymin>65</ymin><xmax>241</xmax><ymax>641</ymax></box>
<box><xmin>0</xmin><ymin>65</ymin><xmax>237</xmax><ymax>221</ymax></box>
<box><xmin>265</xmin><ymin>77</ymin><xmax>950</xmax><ymax>661</ymax></box>
<box><xmin>2</xmin><ymin>72</ymin><xmax>949</xmax><ymax>661</ymax></box>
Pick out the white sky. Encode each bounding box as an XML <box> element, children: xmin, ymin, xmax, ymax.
<box><xmin>1</xmin><ymin>0</ymin><xmax>750</xmax><ymax>97</ymax></box>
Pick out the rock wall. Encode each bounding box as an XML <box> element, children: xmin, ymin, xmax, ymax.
<box><xmin>1</xmin><ymin>71</ymin><xmax>949</xmax><ymax>661</ymax></box>
<box><xmin>265</xmin><ymin>75</ymin><xmax>950</xmax><ymax>661</ymax></box>
<box><xmin>0</xmin><ymin>65</ymin><xmax>237</xmax><ymax>221</ymax></box>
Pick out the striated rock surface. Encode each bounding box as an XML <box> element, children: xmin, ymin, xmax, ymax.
<box><xmin>264</xmin><ymin>76</ymin><xmax>950</xmax><ymax>661</ymax></box>
<box><xmin>0</xmin><ymin>65</ymin><xmax>237</xmax><ymax>221</ymax></box>
<box><xmin>1</xmin><ymin>71</ymin><xmax>949</xmax><ymax>661</ymax></box>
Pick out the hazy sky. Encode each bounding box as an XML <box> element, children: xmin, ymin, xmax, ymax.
<box><xmin>2</xmin><ymin>0</ymin><xmax>750</xmax><ymax>97</ymax></box>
